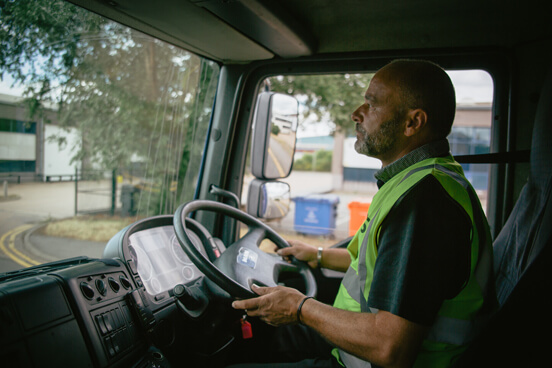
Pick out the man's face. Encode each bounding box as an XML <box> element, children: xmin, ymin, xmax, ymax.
<box><xmin>351</xmin><ymin>72</ymin><xmax>405</xmax><ymax>159</ymax></box>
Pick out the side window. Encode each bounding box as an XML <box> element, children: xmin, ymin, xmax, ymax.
<box><xmin>447</xmin><ymin>70</ymin><xmax>494</xmax><ymax>211</ymax></box>
<box><xmin>244</xmin><ymin>70</ymin><xmax>494</xmax><ymax>248</ymax></box>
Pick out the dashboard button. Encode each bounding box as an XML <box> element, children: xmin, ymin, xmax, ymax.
<box><xmin>104</xmin><ymin>336</ymin><xmax>115</xmax><ymax>357</ymax></box>
<box><xmin>103</xmin><ymin>312</ymin><xmax>113</xmax><ymax>332</ymax></box>
<box><xmin>110</xmin><ymin>308</ymin><xmax>121</xmax><ymax>329</ymax></box>
<box><xmin>96</xmin><ymin>314</ymin><xmax>108</xmax><ymax>335</ymax></box>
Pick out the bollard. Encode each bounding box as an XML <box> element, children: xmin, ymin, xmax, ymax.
<box><xmin>3</xmin><ymin>180</ymin><xmax>7</xmax><ymax>197</ymax></box>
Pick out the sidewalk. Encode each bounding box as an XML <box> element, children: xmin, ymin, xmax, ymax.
<box><xmin>1</xmin><ymin>180</ymin><xmax>114</xmax><ymax>220</ymax></box>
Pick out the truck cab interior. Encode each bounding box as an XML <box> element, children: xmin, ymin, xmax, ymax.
<box><xmin>0</xmin><ymin>0</ymin><xmax>550</xmax><ymax>367</ymax></box>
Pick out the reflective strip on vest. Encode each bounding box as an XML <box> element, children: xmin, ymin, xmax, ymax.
<box><xmin>338</xmin><ymin>307</ymin><xmax>379</xmax><ymax>368</ymax></box>
<box><xmin>340</xmin><ymin>351</ymin><xmax>373</xmax><ymax>368</ymax></box>
<box><xmin>340</xmin><ymin>266</ymin><xmax>363</xmax><ymax>305</ymax></box>
<box><xmin>358</xmin><ymin>208</ymin><xmax>380</xmax><ymax>312</ymax></box>
<box><xmin>340</xmin><ymin>213</ymin><xmax>375</xmax><ymax>309</ymax></box>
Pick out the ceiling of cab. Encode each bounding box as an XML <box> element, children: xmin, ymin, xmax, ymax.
<box><xmin>69</xmin><ymin>0</ymin><xmax>550</xmax><ymax>63</ymax></box>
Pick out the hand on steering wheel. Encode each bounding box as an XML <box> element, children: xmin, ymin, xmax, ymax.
<box><xmin>173</xmin><ymin>200</ymin><xmax>317</xmax><ymax>300</ymax></box>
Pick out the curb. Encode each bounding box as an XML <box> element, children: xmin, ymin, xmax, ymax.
<box><xmin>22</xmin><ymin>223</ymin><xmax>60</xmax><ymax>264</ymax></box>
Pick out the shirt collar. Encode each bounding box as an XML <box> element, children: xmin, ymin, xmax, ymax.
<box><xmin>374</xmin><ymin>139</ymin><xmax>451</xmax><ymax>188</ymax></box>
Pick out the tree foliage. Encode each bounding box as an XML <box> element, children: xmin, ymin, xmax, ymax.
<box><xmin>294</xmin><ymin>150</ymin><xmax>333</xmax><ymax>172</ymax></box>
<box><xmin>268</xmin><ymin>73</ymin><xmax>373</xmax><ymax>135</ymax></box>
<box><xmin>0</xmin><ymin>0</ymin><xmax>219</xmax><ymax>216</ymax></box>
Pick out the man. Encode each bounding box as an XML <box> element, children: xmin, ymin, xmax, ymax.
<box><xmin>232</xmin><ymin>60</ymin><xmax>496</xmax><ymax>367</ymax></box>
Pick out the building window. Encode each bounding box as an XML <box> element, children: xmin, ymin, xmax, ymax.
<box><xmin>0</xmin><ymin>118</ymin><xmax>37</xmax><ymax>134</ymax></box>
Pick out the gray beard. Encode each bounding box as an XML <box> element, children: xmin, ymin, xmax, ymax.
<box><xmin>354</xmin><ymin>118</ymin><xmax>401</xmax><ymax>157</ymax></box>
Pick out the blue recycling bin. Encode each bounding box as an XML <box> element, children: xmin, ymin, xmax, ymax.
<box><xmin>293</xmin><ymin>194</ymin><xmax>340</xmax><ymax>235</ymax></box>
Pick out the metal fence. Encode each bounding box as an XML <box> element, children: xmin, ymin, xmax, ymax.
<box><xmin>74</xmin><ymin>168</ymin><xmax>149</xmax><ymax>216</ymax></box>
<box><xmin>74</xmin><ymin>169</ymin><xmax>118</xmax><ymax>216</ymax></box>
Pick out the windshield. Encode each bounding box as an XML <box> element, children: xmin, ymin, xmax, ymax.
<box><xmin>0</xmin><ymin>0</ymin><xmax>220</xmax><ymax>273</ymax></box>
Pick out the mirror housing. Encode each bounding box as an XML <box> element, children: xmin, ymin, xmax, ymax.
<box><xmin>247</xmin><ymin>179</ymin><xmax>291</xmax><ymax>220</ymax></box>
<box><xmin>251</xmin><ymin>92</ymin><xmax>298</xmax><ymax>179</ymax></box>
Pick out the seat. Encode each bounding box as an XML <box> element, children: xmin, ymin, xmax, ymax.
<box><xmin>453</xmin><ymin>65</ymin><xmax>552</xmax><ymax>366</ymax></box>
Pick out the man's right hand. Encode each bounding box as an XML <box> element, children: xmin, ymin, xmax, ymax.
<box><xmin>277</xmin><ymin>240</ymin><xmax>319</xmax><ymax>268</ymax></box>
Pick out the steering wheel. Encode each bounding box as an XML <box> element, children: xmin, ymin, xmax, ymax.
<box><xmin>173</xmin><ymin>200</ymin><xmax>317</xmax><ymax>299</ymax></box>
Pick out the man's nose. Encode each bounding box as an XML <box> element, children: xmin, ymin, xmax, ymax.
<box><xmin>351</xmin><ymin>106</ymin><xmax>362</xmax><ymax>124</ymax></box>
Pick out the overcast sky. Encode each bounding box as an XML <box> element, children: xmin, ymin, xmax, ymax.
<box><xmin>447</xmin><ymin>69</ymin><xmax>494</xmax><ymax>104</ymax></box>
<box><xmin>0</xmin><ymin>75</ymin><xmax>25</xmax><ymax>96</ymax></box>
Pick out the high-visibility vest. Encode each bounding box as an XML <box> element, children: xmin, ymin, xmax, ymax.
<box><xmin>333</xmin><ymin>156</ymin><xmax>495</xmax><ymax>367</ymax></box>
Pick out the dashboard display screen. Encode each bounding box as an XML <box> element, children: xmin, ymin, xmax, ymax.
<box><xmin>128</xmin><ymin>225</ymin><xmax>204</xmax><ymax>295</ymax></box>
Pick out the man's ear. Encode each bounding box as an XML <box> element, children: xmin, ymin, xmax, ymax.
<box><xmin>404</xmin><ymin>109</ymin><xmax>428</xmax><ymax>137</ymax></box>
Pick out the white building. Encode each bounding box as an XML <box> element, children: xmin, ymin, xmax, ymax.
<box><xmin>0</xmin><ymin>93</ymin><xmax>81</xmax><ymax>182</ymax></box>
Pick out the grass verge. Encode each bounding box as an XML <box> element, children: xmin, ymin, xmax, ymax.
<box><xmin>40</xmin><ymin>215</ymin><xmax>138</xmax><ymax>243</ymax></box>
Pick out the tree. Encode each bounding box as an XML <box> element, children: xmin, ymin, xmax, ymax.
<box><xmin>1</xmin><ymin>0</ymin><xmax>219</xmax><ymax>216</ymax></box>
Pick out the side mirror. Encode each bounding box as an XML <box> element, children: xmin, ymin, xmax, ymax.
<box><xmin>251</xmin><ymin>92</ymin><xmax>298</xmax><ymax>179</ymax></box>
<box><xmin>247</xmin><ymin>179</ymin><xmax>291</xmax><ymax>220</ymax></box>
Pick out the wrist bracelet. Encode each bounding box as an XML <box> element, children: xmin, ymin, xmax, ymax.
<box><xmin>317</xmin><ymin>247</ymin><xmax>323</xmax><ymax>268</ymax></box>
<box><xmin>297</xmin><ymin>296</ymin><xmax>313</xmax><ymax>324</ymax></box>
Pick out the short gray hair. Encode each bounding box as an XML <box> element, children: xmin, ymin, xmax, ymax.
<box><xmin>383</xmin><ymin>59</ymin><xmax>456</xmax><ymax>139</ymax></box>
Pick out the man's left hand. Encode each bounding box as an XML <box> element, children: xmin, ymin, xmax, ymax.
<box><xmin>232</xmin><ymin>284</ymin><xmax>306</xmax><ymax>326</ymax></box>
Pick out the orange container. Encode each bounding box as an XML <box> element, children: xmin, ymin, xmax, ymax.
<box><xmin>348</xmin><ymin>201</ymin><xmax>371</xmax><ymax>236</ymax></box>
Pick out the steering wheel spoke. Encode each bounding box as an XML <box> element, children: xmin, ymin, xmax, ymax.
<box><xmin>230</xmin><ymin>227</ymin><xmax>267</xmax><ymax>251</ymax></box>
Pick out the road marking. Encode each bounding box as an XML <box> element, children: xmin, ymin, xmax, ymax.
<box><xmin>268</xmin><ymin>147</ymin><xmax>286</xmax><ymax>177</ymax></box>
<box><xmin>273</xmin><ymin>201</ymin><xmax>287</xmax><ymax>217</ymax></box>
<box><xmin>0</xmin><ymin>224</ymin><xmax>41</xmax><ymax>268</ymax></box>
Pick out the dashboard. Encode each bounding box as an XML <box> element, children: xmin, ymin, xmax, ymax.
<box><xmin>0</xmin><ymin>215</ymin><xmax>227</xmax><ymax>368</ymax></box>
<box><xmin>0</xmin><ymin>257</ymin><xmax>168</xmax><ymax>367</ymax></box>
<box><xmin>0</xmin><ymin>211</ymin><xmax>331</xmax><ymax>368</ymax></box>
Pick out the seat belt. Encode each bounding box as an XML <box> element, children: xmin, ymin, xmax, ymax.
<box><xmin>454</xmin><ymin>150</ymin><xmax>530</xmax><ymax>164</ymax></box>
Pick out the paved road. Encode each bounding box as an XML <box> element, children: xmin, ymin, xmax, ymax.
<box><xmin>0</xmin><ymin>181</ymin><xmax>108</xmax><ymax>272</ymax></box>
<box><xmin>0</xmin><ymin>211</ymin><xmax>42</xmax><ymax>272</ymax></box>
